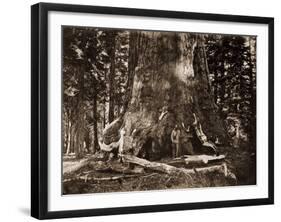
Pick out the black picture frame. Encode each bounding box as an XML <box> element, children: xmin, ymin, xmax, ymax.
<box><xmin>31</xmin><ymin>2</ymin><xmax>274</xmax><ymax>219</ymax></box>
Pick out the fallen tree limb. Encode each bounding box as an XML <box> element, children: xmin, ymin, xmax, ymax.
<box><xmin>63</xmin><ymin>174</ymin><xmax>139</xmax><ymax>183</ymax></box>
<box><xmin>121</xmin><ymin>155</ymin><xmax>228</xmax><ymax>176</ymax></box>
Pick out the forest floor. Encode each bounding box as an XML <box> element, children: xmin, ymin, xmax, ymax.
<box><xmin>63</xmin><ymin>145</ymin><xmax>256</xmax><ymax>195</ymax></box>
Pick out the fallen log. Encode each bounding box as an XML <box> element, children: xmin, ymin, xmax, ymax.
<box><xmin>195</xmin><ymin>163</ymin><xmax>228</xmax><ymax>176</ymax></box>
<box><xmin>92</xmin><ymin>162</ymin><xmax>145</xmax><ymax>174</ymax></box>
<box><xmin>122</xmin><ymin>154</ymin><xmax>188</xmax><ymax>174</ymax></box>
<box><xmin>168</xmin><ymin>154</ymin><xmax>225</xmax><ymax>166</ymax></box>
<box><xmin>63</xmin><ymin>153</ymin><xmax>106</xmax><ymax>175</ymax></box>
<box><xmin>185</xmin><ymin>154</ymin><xmax>225</xmax><ymax>164</ymax></box>
<box><xmin>122</xmin><ymin>155</ymin><xmax>228</xmax><ymax>177</ymax></box>
<box><xmin>63</xmin><ymin>159</ymin><xmax>90</xmax><ymax>175</ymax></box>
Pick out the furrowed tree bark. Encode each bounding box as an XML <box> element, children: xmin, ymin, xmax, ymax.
<box><xmin>122</xmin><ymin>32</ymin><xmax>226</xmax><ymax>157</ymax></box>
<box><xmin>102</xmin><ymin>32</ymin><xmax>227</xmax><ymax>159</ymax></box>
<box><xmin>123</xmin><ymin>32</ymin><xmax>139</xmax><ymax>112</ymax></box>
<box><xmin>74</xmin><ymin>65</ymin><xmax>85</xmax><ymax>158</ymax></box>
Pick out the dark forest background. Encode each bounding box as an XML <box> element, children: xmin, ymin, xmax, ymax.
<box><xmin>62</xmin><ymin>27</ymin><xmax>256</xmax><ymax>158</ymax></box>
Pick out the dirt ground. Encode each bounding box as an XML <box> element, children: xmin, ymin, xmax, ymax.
<box><xmin>63</xmin><ymin>144</ymin><xmax>256</xmax><ymax>195</ymax></box>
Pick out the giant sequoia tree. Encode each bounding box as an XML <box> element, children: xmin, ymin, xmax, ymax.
<box><xmin>103</xmin><ymin>31</ymin><xmax>227</xmax><ymax>159</ymax></box>
<box><xmin>63</xmin><ymin>28</ymin><xmax>258</xmax><ymax>194</ymax></box>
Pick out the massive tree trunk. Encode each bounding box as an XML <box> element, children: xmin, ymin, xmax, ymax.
<box><xmin>104</xmin><ymin>31</ymin><xmax>227</xmax><ymax>159</ymax></box>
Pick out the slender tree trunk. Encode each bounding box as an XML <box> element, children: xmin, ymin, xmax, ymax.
<box><xmin>103</xmin><ymin>102</ymin><xmax>106</xmax><ymax>129</ymax></box>
<box><xmin>103</xmin><ymin>69</ymin><xmax>107</xmax><ymax>128</ymax></box>
<box><xmin>74</xmin><ymin>64</ymin><xmax>85</xmax><ymax>158</ymax></box>
<box><xmin>248</xmin><ymin>37</ymin><xmax>256</xmax><ymax>148</ymax></box>
<box><xmin>69</xmin><ymin>122</ymin><xmax>75</xmax><ymax>154</ymax></box>
<box><xmin>93</xmin><ymin>92</ymin><xmax>99</xmax><ymax>153</ymax></box>
<box><xmin>63</xmin><ymin>110</ymin><xmax>68</xmax><ymax>153</ymax></box>
<box><xmin>74</xmin><ymin>128</ymin><xmax>80</xmax><ymax>157</ymax></box>
<box><xmin>108</xmin><ymin>32</ymin><xmax>117</xmax><ymax>123</ymax></box>
<box><xmin>214</xmin><ymin>72</ymin><xmax>218</xmax><ymax>103</ymax></box>
<box><xmin>220</xmin><ymin>50</ymin><xmax>225</xmax><ymax>111</ymax></box>
<box><xmin>66</xmin><ymin>119</ymin><xmax>72</xmax><ymax>154</ymax></box>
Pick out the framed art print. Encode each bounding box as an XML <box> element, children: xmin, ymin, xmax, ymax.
<box><xmin>31</xmin><ymin>2</ymin><xmax>274</xmax><ymax>219</ymax></box>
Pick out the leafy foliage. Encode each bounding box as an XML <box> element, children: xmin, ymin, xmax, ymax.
<box><xmin>63</xmin><ymin>27</ymin><xmax>129</xmax><ymax>155</ymax></box>
<box><xmin>205</xmin><ymin>35</ymin><xmax>256</xmax><ymax>146</ymax></box>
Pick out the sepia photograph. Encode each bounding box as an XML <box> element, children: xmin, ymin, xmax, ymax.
<box><xmin>62</xmin><ymin>26</ymin><xmax>257</xmax><ymax>195</ymax></box>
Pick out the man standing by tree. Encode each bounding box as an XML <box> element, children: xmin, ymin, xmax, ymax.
<box><xmin>171</xmin><ymin>124</ymin><xmax>181</xmax><ymax>158</ymax></box>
